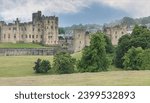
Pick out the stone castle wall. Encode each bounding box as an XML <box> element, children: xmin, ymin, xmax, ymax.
<box><xmin>104</xmin><ymin>25</ymin><xmax>128</xmax><ymax>45</ymax></box>
<box><xmin>0</xmin><ymin>11</ymin><xmax>59</xmax><ymax>45</ymax></box>
<box><xmin>0</xmin><ymin>48</ymin><xmax>55</xmax><ymax>56</ymax></box>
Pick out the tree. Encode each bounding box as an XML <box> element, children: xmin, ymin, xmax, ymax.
<box><xmin>59</xmin><ymin>27</ymin><xmax>65</xmax><ymax>34</ymax></box>
<box><xmin>53</xmin><ymin>52</ymin><xmax>76</xmax><ymax>74</ymax></box>
<box><xmin>114</xmin><ymin>35</ymin><xmax>131</xmax><ymax>68</ymax></box>
<box><xmin>78</xmin><ymin>32</ymin><xmax>109</xmax><ymax>72</ymax></box>
<box><xmin>140</xmin><ymin>49</ymin><xmax>150</xmax><ymax>70</ymax></box>
<box><xmin>33</xmin><ymin>59</ymin><xmax>51</xmax><ymax>73</ymax></box>
<box><xmin>104</xmin><ymin>35</ymin><xmax>114</xmax><ymax>53</ymax></box>
<box><xmin>122</xmin><ymin>47</ymin><xmax>143</xmax><ymax>70</ymax></box>
<box><xmin>114</xmin><ymin>25</ymin><xmax>150</xmax><ymax>68</ymax></box>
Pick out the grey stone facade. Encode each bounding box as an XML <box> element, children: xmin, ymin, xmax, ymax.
<box><xmin>0</xmin><ymin>11</ymin><xmax>59</xmax><ymax>45</ymax></box>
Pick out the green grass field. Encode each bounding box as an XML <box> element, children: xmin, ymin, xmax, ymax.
<box><xmin>0</xmin><ymin>43</ymin><xmax>47</xmax><ymax>48</ymax></box>
<box><xmin>0</xmin><ymin>52</ymin><xmax>149</xmax><ymax>86</ymax></box>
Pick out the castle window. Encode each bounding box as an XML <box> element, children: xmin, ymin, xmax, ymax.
<box><xmin>29</xmin><ymin>35</ymin><xmax>31</xmax><ymax>38</ymax></box>
<box><xmin>47</xmin><ymin>27</ymin><xmax>49</xmax><ymax>29</ymax></box>
<box><xmin>115</xmin><ymin>31</ymin><xmax>117</xmax><ymax>34</ymax></box>
<box><xmin>24</xmin><ymin>27</ymin><xmax>26</xmax><ymax>31</ymax></box>
<box><xmin>32</xmin><ymin>35</ymin><xmax>34</xmax><ymax>38</ymax></box>
<box><xmin>13</xmin><ymin>27</ymin><xmax>17</xmax><ymax>30</ymax></box>
<box><xmin>14</xmin><ymin>34</ymin><xmax>16</xmax><ymax>39</ymax></box>
<box><xmin>41</xmin><ymin>35</ymin><xmax>43</xmax><ymax>39</ymax></box>
<box><xmin>115</xmin><ymin>35</ymin><xmax>117</xmax><ymax>39</ymax></box>
<box><xmin>38</xmin><ymin>29</ymin><xmax>40</xmax><ymax>32</ymax></box>
<box><xmin>122</xmin><ymin>32</ymin><xmax>124</xmax><ymax>34</ymax></box>
<box><xmin>48</xmin><ymin>36</ymin><xmax>52</xmax><ymax>39</ymax></box>
<box><xmin>36</xmin><ymin>35</ymin><xmax>38</xmax><ymax>38</ymax></box>
<box><xmin>8</xmin><ymin>34</ymin><xmax>10</xmax><ymax>38</ymax></box>
<box><xmin>33</xmin><ymin>28</ymin><xmax>34</xmax><ymax>31</ymax></box>
<box><xmin>26</xmin><ymin>35</ymin><xmax>28</xmax><ymax>38</ymax></box>
<box><xmin>51</xmin><ymin>26</ymin><xmax>53</xmax><ymax>29</ymax></box>
<box><xmin>9</xmin><ymin>28</ymin><xmax>11</xmax><ymax>30</ymax></box>
<box><xmin>21</xmin><ymin>35</ymin><xmax>23</xmax><ymax>38</ymax></box>
<box><xmin>80</xmin><ymin>41</ymin><xmax>82</xmax><ymax>44</ymax></box>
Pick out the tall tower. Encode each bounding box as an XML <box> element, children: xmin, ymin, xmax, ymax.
<box><xmin>32</xmin><ymin>11</ymin><xmax>42</xmax><ymax>24</ymax></box>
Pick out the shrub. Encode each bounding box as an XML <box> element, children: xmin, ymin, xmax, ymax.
<box><xmin>122</xmin><ymin>47</ymin><xmax>143</xmax><ymax>70</ymax></box>
<box><xmin>33</xmin><ymin>58</ymin><xmax>51</xmax><ymax>73</ymax></box>
<box><xmin>53</xmin><ymin>52</ymin><xmax>76</xmax><ymax>74</ymax></box>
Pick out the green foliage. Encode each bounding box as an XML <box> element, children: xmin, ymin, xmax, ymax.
<box><xmin>123</xmin><ymin>47</ymin><xmax>143</xmax><ymax>70</ymax></box>
<box><xmin>59</xmin><ymin>27</ymin><xmax>65</xmax><ymax>34</ymax></box>
<box><xmin>104</xmin><ymin>35</ymin><xmax>114</xmax><ymax>53</ymax></box>
<box><xmin>78</xmin><ymin>32</ymin><xmax>109</xmax><ymax>72</ymax></box>
<box><xmin>53</xmin><ymin>52</ymin><xmax>76</xmax><ymax>74</ymax></box>
<box><xmin>33</xmin><ymin>59</ymin><xmax>51</xmax><ymax>73</ymax></box>
<box><xmin>114</xmin><ymin>25</ymin><xmax>150</xmax><ymax>68</ymax></box>
<box><xmin>140</xmin><ymin>49</ymin><xmax>150</xmax><ymax>70</ymax></box>
<box><xmin>114</xmin><ymin>35</ymin><xmax>131</xmax><ymax>68</ymax></box>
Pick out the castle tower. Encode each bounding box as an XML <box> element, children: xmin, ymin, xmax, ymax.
<box><xmin>72</xmin><ymin>29</ymin><xmax>86</xmax><ymax>52</ymax></box>
<box><xmin>32</xmin><ymin>11</ymin><xmax>42</xmax><ymax>24</ymax></box>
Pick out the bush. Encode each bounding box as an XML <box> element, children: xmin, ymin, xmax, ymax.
<box><xmin>122</xmin><ymin>47</ymin><xmax>143</xmax><ymax>70</ymax></box>
<box><xmin>33</xmin><ymin>58</ymin><xmax>51</xmax><ymax>73</ymax></box>
<box><xmin>53</xmin><ymin>52</ymin><xmax>76</xmax><ymax>74</ymax></box>
<box><xmin>78</xmin><ymin>32</ymin><xmax>109</xmax><ymax>72</ymax></box>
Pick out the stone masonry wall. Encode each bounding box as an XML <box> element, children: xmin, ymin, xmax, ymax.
<box><xmin>0</xmin><ymin>48</ymin><xmax>55</xmax><ymax>56</ymax></box>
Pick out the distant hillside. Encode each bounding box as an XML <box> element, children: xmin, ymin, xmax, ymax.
<box><xmin>59</xmin><ymin>24</ymin><xmax>103</xmax><ymax>35</ymax></box>
<box><xmin>106</xmin><ymin>16</ymin><xmax>150</xmax><ymax>27</ymax></box>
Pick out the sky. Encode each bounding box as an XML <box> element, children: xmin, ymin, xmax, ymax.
<box><xmin>0</xmin><ymin>0</ymin><xmax>150</xmax><ymax>27</ymax></box>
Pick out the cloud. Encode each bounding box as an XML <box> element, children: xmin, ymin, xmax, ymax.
<box><xmin>98</xmin><ymin>0</ymin><xmax>150</xmax><ymax>17</ymax></box>
<box><xmin>0</xmin><ymin>0</ymin><xmax>91</xmax><ymax>21</ymax></box>
<box><xmin>0</xmin><ymin>0</ymin><xmax>150</xmax><ymax>22</ymax></box>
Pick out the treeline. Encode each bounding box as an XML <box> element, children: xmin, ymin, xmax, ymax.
<box><xmin>33</xmin><ymin>32</ymin><xmax>113</xmax><ymax>74</ymax></box>
<box><xmin>114</xmin><ymin>25</ymin><xmax>150</xmax><ymax>70</ymax></box>
<box><xmin>33</xmin><ymin>25</ymin><xmax>150</xmax><ymax>74</ymax></box>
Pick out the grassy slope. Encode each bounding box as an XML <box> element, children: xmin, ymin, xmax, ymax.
<box><xmin>0</xmin><ymin>52</ymin><xmax>81</xmax><ymax>77</ymax></box>
<box><xmin>0</xmin><ymin>71</ymin><xmax>150</xmax><ymax>86</ymax></box>
<box><xmin>0</xmin><ymin>43</ymin><xmax>47</xmax><ymax>48</ymax></box>
<box><xmin>0</xmin><ymin>52</ymin><xmax>150</xmax><ymax>86</ymax></box>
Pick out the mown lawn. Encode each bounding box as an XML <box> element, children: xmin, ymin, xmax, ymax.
<box><xmin>0</xmin><ymin>43</ymin><xmax>47</xmax><ymax>48</ymax></box>
<box><xmin>0</xmin><ymin>52</ymin><xmax>82</xmax><ymax>77</ymax></box>
<box><xmin>0</xmin><ymin>71</ymin><xmax>150</xmax><ymax>86</ymax></box>
<box><xmin>0</xmin><ymin>52</ymin><xmax>150</xmax><ymax>86</ymax></box>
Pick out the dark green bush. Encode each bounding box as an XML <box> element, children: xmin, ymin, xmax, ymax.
<box><xmin>53</xmin><ymin>52</ymin><xmax>76</xmax><ymax>74</ymax></box>
<box><xmin>33</xmin><ymin>58</ymin><xmax>51</xmax><ymax>73</ymax></box>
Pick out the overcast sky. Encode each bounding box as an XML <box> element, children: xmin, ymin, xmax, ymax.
<box><xmin>0</xmin><ymin>0</ymin><xmax>150</xmax><ymax>26</ymax></box>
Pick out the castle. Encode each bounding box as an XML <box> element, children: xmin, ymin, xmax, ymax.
<box><xmin>103</xmin><ymin>25</ymin><xmax>132</xmax><ymax>45</ymax></box>
<box><xmin>0</xmin><ymin>11</ymin><xmax>59</xmax><ymax>45</ymax></box>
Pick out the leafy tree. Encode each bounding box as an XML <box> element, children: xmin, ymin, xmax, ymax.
<box><xmin>114</xmin><ymin>25</ymin><xmax>150</xmax><ymax>68</ymax></box>
<box><xmin>59</xmin><ymin>27</ymin><xmax>65</xmax><ymax>34</ymax></box>
<box><xmin>104</xmin><ymin>35</ymin><xmax>114</xmax><ymax>53</ymax></box>
<box><xmin>122</xmin><ymin>47</ymin><xmax>143</xmax><ymax>70</ymax></box>
<box><xmin>53</xmin><ymin>52</ymin><xmax>76</xmax><ymax>74</ymax></box>
<box><xmin>78</xmin><ymin>32</ymin><xmax>109</xmax><ymax>72</ymax></box>
<box><xmin>33</xmin><ymin>59</ymin><xmax>51</xmax><ymax>73</ymax></box>
<box><xmin>114</xmin><ymin>35</ymin><xmax>131</xmax><ymax>68</ymax></box>
<box><xmin>140</xmin><ymin>49</ymin><xmax>150</xmax><ymax>70</ymax></box>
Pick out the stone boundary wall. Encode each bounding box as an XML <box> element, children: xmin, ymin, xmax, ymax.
<box><xmin>0</xmin><ymin>48</ymin><xmax>55</xmax><ymax>56</ymax></box>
